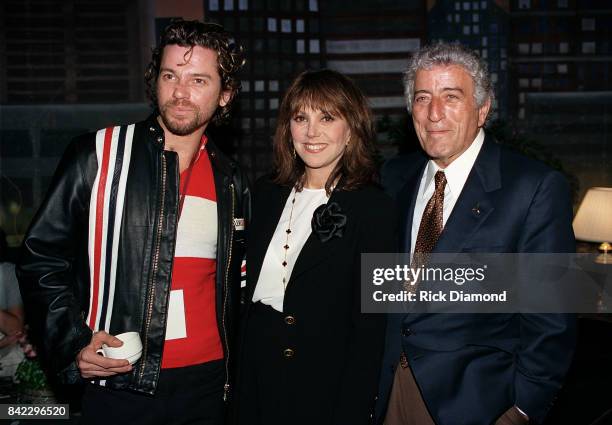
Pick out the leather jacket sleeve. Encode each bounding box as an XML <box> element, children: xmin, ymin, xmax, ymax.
<box><xmin>17</xmin><ymin>136</ymin><xmax>95</xmax><ymax>384</ymax></box>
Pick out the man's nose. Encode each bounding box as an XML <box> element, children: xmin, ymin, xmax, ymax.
<box><xmin>172</xmin><ymin>80</ymin><xmax>189</xmax><ymax>99</ymax></box>
<box><xmin>428</xmin><ymin>97</ymin><xmax>445</xmax><ymax>122</ymax></box>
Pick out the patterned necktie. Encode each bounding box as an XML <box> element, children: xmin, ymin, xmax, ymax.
<box><xmin>406</xmin><ymin>171</ymin><xmax>447</xmax><ymax>289</ymax></box>
<box><xmin>414</xmin><ymin>170</ymin><xmax>447</xmax><ymax>255</ymax></box>
<box><xmin>401</xmin><ymin>171</ymin><xmax>447</xmax><ymax>368</ymax></box>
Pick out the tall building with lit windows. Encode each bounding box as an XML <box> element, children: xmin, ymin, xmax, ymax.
<box><xmin>0</xmin><ymin>0</ymin><xmax>154</xmax><ymax>245</ymax></box>
<box><xmin>207</xmin><ymin>0</ymin><xmax>427</xmax><ymax>172</ymax></box>
<box><xmin>509</xmin><ymin>0</ymin><xmax>612</xmax><ymax>196</ymax></box>
<box><xmin>204</xmin><ymin>0</ymin><xmax>324</xmax><ymax>178</ymax></box>
<box><xmin>320</xmin><ymin>1</ymin><xmax>426</xmax><ymax>123</ymax></box>
<box><xmin>428</xmin><ymin>0</ymin><xmax>510</xmax><ymax>119</ymax></box>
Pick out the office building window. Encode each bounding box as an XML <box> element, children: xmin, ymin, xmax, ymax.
<box><xmin>296</xmin><ymin>19</ymin><xmax>305</xmax><ymax>32</ymax></box>
<box><xmin>463</xmin><ymin>25</ymin><xmax>471</xmax><ymax>35</ymax></box>
<box><xmin>518</xmin><ymin>108</ymin><xmax>525</xmax><ymax>120</ymax></box>
<box><xmin>270</xmin><ymin>98</ymin><xmax>279</xmax><ymax>110</ymax></box>
<box><xmin>558</xmin><ymin>0</ymin><xmax>568</xmax><ymax>7</ymax></box>
<box><xmin>209</xmin><ymin>0</ymin><xmax>219</xmax><ymax>10</ymax></box>
<box><xmin>296</xmin><ymin>39</ymin><xmax>305</xmax><ymax>54</ymax></box>
<box><xmin>463</xmin><ymin>2</ymin><xmax>471</xmax><ymax>10</ymax></box>
<box><xmin>241</xmin><ymin>118</ymin><xmax>251</xmax><ymax>130</ymax></box>
<box><xmin>269</xmin><ymin>80</ymin><xmax>279</xmax><ymax>91</ymax></box>
<box><xmin>473</xmin><ymin>1</ymin><xmax>479</xmax><ymax>9</ymax></box>
<box><xmin>491</xmin><ymin>73</ymin><xmax>498</xmax><ymax>83</ymax></box>
<box><xmin>473</xmin><ymin>25</ymin><xmax>479</xmax><ymax>34</ymax></box>
<box><xmin>455</xmin><ymin>2</ymin><xmax>461</xmax><ymax>11</ymax></box>
<box><xmin>281</xmin><ymin>19</ymin><xmax>292</xmax><ymax>32</ymax></box>
<box><xmin>481</xmin><ymin>49</ymin><xmax>488</xmax><ymax>59</ymax></box>
<box><xmin>255</xmin><ymin>99</ymin><xmax>265</xmax><ymax>110</ymax></box>
<box><xmin>559</xmin><ymin>42</ymin><xmax>569</xmax><ymax>53</ymax></box>
<box><xmin>239</xmin><ymin>0</ymin><xmax>248</xmax><ymax>10</ymax></box>
<box><xmin>531</xmin><ymin>78</ymin><xmax>541</xmax><ymax>88</ymax></box>
<box><xmin>519</xmin><ymin>78</ymin><xmax>529</xmax><ymax>88</ymax></box>
<box><xmin>481</xmin><ymin>1</ymin><xmax>487</xmax><ymax>8</ymax></box>
<box><xmin>519</xmin><ymin>43</ymin><xmax>529</xmax><ymax>54</ymax></box>
<box><xmin>267</xmin><ymin>18</ymin><xmax>277</xmax><ymax>32</ymax></box>
<box><xmin>581</xmin><ymin>18</ymin><xmax>595</xmax><ymax>31</ymax></box>
<box><xmin>518</xmin><ymin>0</ymin><xmax>530</xmax><ymax>9</ymax></box>
<box><xmin>309</xmin><ymin>0</ymin><xmax>318</xmax><ymax>12</ymax></box>
<box><xmin>519</xmin><ymin>93</ymin><xmax>525</xmax><ymax>104</ymax></box>
<box><xmin>582</xmin><ymin>42</ymin><xmax>595</xmax><ymax>54</ymax></box>
<box><xmin>309</xmin><ymin>39</ymin><xmax>320</xmax><ymax>54</ymax></box>
<box><xmin>223</xmin><ymin>18</ymin><xmax>235</xmax><ymax>31</ymax></box>
<box><xmin>255</xmin><ymin>80</ymin><xmax>264</xmax><ymax>92</ymax></box>
<box><xmin>455</xmin><ymin>13</ymin><xmax>461</xmax><ymax>22</ymax></box>
<box><xmin>268</xmin><ymin>60</ymin><xmax>279</xmax><ymax>74</ymax></box>
<box><xmin>242</xmin><ymin>80</ymin><xmax>250</xmax><ymax>92</ymax></box>
<box><xmin>557</xmin><ymin>64</ymin><xmax>568</xmax><ymax>74</ymax></box>
<box><xmin>473</xmin><ymin>13</ymin><xmax>479</xmax><ymax>22</ymax></box>
<box><xmin>447</xmin><ymin>14</ymin><xmax>453</xmax><ymax>23</ymax></box>
<box><xmin>281</xmin><ymin>39</ymin><xmax>293</xmax><ymax>54</ymax></box>
<box><xmin>482</xmin><ymin>36</ymin><xmax>488</xmax><ymax>46</ymax></box>
<box><xmin>531</xmin><ymin>43</ymin><xmax>542</xmax><ymax>54</ymax></box>
<box><xmin>224</xmin><ymin>0</ymin><xmax>234</xmax><ymax>11</ymax></box>
<box><xmin>253</xmin><ymin>17</ymin><xmax>264</xmax><ymax>31</ymax></box>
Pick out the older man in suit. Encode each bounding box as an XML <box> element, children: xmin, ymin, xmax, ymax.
<box><xmin>376</xmin><ymin>42</ymin><xmax>576</xmax><ymax>425</ymax></box>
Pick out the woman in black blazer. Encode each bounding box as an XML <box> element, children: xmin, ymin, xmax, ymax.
<box><xmin>236</xmin><ymin>69</ymin><xmax>397</xmax><ymax>425</ymax></box>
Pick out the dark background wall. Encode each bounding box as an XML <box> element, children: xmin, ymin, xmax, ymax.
<box><xmin>1</xmin><ymin>0</ymin><xmax>610</xmax><ymax>249</ymax></box>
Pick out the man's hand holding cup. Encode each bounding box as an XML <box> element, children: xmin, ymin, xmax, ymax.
<box><xmin>77</xmin><ymin>331</ymin><xmax>142</xmax><ymax>378</ymax></box>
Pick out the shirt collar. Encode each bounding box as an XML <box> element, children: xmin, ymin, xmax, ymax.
<box><xmin>420</xmin><ymin>128</ymin><xmax>485</xmax><ymax>199</ymax></box>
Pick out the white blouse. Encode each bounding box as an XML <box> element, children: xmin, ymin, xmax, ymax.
<box><xmin>252</xmin><ymin>186</ymin><xmax>328</xmax><ymax>312</ymax></box>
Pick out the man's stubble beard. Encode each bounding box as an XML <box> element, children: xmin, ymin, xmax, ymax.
<box><xmin>159</xmin><ymin>100</ymin><xmax>209</xmax><ymax>136</ymax></box>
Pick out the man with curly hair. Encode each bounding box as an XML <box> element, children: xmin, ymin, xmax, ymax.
<box><xmin>18</xmin><ymin>20</ymin><xmax>250</xmax><ymax>424</ymax></box>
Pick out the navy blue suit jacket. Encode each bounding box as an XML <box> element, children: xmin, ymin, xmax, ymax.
<box><xmin>376</xmin><ymin>135</ymin><xmax>577</xmax><ymax>425</ymax></box>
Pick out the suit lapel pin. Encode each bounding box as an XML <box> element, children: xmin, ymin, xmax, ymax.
<box><xmin>472</xmin><ymin>203</ymin><xmax>481</xmax><ymax>216</ymax></box>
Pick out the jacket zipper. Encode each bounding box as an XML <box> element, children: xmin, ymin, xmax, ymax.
<box><xmin>222</xmin><ymin>182</ymin><xmax>235</xmax><ymax>401</ymax></box>
<box><xmin>139</xmin><ymin>152</ymin><xmax>167</xmax><ymax>382</ymax></box>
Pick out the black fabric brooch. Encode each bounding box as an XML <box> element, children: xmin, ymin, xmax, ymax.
<box><xmin>311</xmin><ymin>202</ymin><xmax>347</xmax><ymax>243</ymax></box>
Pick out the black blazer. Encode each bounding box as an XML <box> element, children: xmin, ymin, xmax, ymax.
<box><xmin>376</xmin><ymin>136</ymin><xmax>577</xmax><ymax>425</ymax></box>
<box><xmin>243</xmin><ymin>177</ymin><xmax>398</xmax><ymax>425</ymax></box>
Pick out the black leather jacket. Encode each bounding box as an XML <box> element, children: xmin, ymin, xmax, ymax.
<box><xmin>17</xmin><ymin>115</ymin><xmax>250</xmax><ymax>397</ymax></box>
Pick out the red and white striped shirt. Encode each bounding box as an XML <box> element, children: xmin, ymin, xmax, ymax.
<box><xmin>161</xmin><ymin>136</ymin><xmax>223</xmax><ymax>369</ymax></box>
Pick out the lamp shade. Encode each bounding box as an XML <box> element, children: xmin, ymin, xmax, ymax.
<box><xmin>573</xmin><ymin>187</ymin><xmax>612</xmax><ymax>243</ymax></box>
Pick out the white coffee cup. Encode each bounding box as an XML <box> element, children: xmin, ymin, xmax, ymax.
<box><xmin>96</xmin><ymin>331</ymin><xmax>143</xmax><ymax>365</ymax></box>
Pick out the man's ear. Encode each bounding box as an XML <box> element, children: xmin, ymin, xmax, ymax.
<box><xmin>477</xmin><ymin>97</ymin><xmax>492</xmax><ymax>127</ymax></box>
<box><xmin>219</xmin><ymin>89</ymin><xmax>233</xmax><ymax>108</ymax></box>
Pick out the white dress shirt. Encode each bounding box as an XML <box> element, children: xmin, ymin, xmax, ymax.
<box><xmin>252</xmin><ymin>187</ymin><xmax>328</xmax><ymax>312</ymax></box>
<box><xmin>410</xmin><ymin>129</ymin><xmax>485</xmax><ymax>253</ymax></box>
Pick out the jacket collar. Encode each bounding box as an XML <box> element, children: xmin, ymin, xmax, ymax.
<box><xmin>246</xmin><ymin>182</ymin><xmax>356</xmax><ymax>303</ymax></box>
<box><xmin>145</xmin><ymin>114</ymin><xmax>235</xmax><ymax>177</ymax></box>
<box><xmin>434</xmin><ymin>134</ymin><xmax>501</xmax><ymax>253</ymax></box>
<box><xmin>398</xmin><ymin>133</ymin><xmax>502</xmax><ymax>253</ymax></box>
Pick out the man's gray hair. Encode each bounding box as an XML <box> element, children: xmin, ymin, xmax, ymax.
<box><xmin>403</xmin><ymin>42</ymin><xmax>495</xmax><ymax>114</ymax></box>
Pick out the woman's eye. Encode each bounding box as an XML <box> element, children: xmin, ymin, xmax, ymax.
<box><xmin>293</xmin><ymin>115</ymin><xmax>305</xmax><ymax>122</ymax></box>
